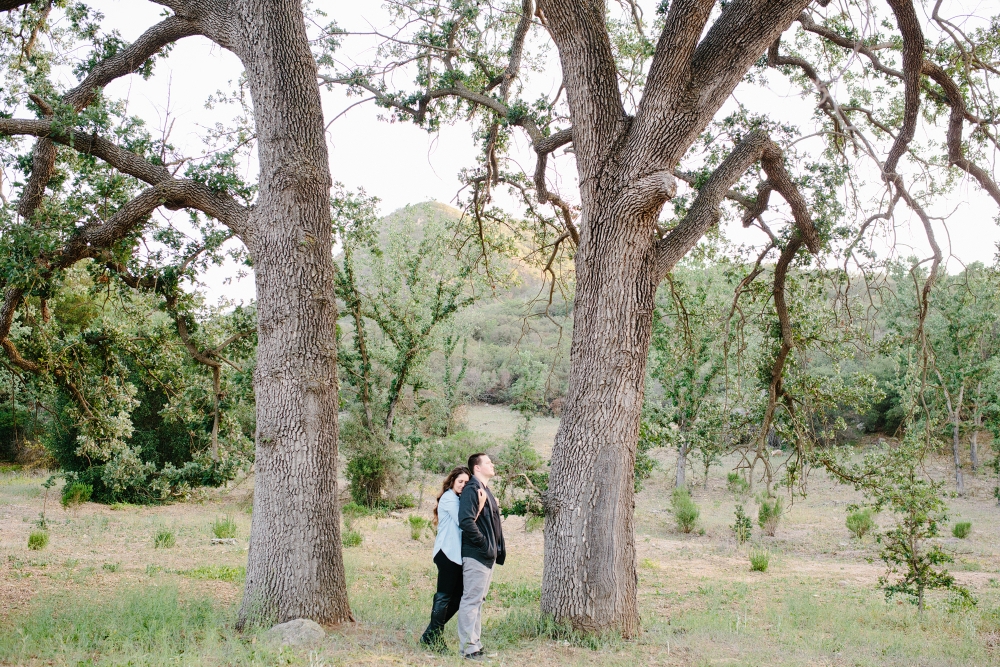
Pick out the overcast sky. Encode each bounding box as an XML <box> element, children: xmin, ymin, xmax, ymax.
<box><xmin>83</xmin><ymin>0</ymin><xmax>1000</xmax><ymax>304</ymax></box>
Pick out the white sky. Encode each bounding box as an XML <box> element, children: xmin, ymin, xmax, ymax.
<box><xmin>82</xmin><ymin>0</ymin><xmax>1000</xmax><ymax>304</ymax></box>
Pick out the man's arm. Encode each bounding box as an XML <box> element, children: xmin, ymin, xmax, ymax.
<box><xmin>459</xmin><ymin>484</ymin><xmax>487</xmax><ymax>547</ymax></box>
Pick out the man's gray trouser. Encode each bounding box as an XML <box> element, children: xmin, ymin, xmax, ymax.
<box><xmin>458</xmin><ymin>557</ymin><xmax>494</xmax><ymax>656</ymax></box>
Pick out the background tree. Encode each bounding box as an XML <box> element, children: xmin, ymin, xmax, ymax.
<box><xmin>334</xmin><ymin>193</ymin><xmax>483</xmax><ymax>507</ymax></box>
<box><xmin>0</xmin><ymin>0</ymin><xmax>351</xmax><ymax>627</ymax></box>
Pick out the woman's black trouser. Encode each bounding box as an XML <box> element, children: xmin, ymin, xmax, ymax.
<box><xmin>420</xmin><ymin>550</ymin><xmax>464</xmax><ymax>646</ymax></box>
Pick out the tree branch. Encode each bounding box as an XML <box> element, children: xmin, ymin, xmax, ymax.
<box><xmin>653</xmin><ymin>130</ymin><xmax>818</xmax><ymax>282</ymax></box>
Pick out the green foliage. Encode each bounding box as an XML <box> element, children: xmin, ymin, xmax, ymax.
<box><xmin>180</xmin><ymin>565</ymin><xmax>245</xmax><ymax>583</ymax></box>
<box><xmin>732</xmin><ymin>504</ymin><xmax>752</xmax><ymax>544</ymax></box>
<box><xmin>210</xmin><ymin>516</ymin><xmax>238</xmax><ymax>539</ymax></box>
<box><xmin>0</xmin><ymin>585</ymin><xmax>275</xmax><ymax>665</ymax></box>
<box><xmin>727</xmin><ymin>471</ymin><xmax>750</xmax><ymax>496</ymax></box>
<box><xmin>335</xmin><ymin>198</ymin><xmax>486</xmax><ymax>505</ymax></box>
<box><xmin>343</xmin><ymin>529</ymin><xmax>363</xmax><ymax>548</ymax></box>
<box><xmin>749</xmin><ymin>546</ymin><xmax>770</xmax><ymax>572</ymax></box>
<box><xmin>345</xmin><ymin>444</ymin><xmax>397</xmax><ymax>508</ymax></box>
<box><xmin>420</xmin><ymin>430</ymin><xmax>495</xmax><ymax>474</ymax></box>
<box><xmin>846</xmin><ymin>508</ymin><xmax>875</xmax><ymax>539</ymax></box>
<box><xmin>757</xmin><ymin>495</ymin><xmax>784</xmax><ymax>536</ymax></box>
<box><xmin>671</xmin><ymin>487</ymin><xmax>700</xmax><ymax>534</ymax></box>
<box><xmin>406</xmin><ymin>515</ymin><xmax>432</xmax><ymax>540</ymax></box>
<box><xmin>60</xmin><ymin>481</ymin><xmax>92</xmax><ymax>509</ymax></box>
<box><xmin>27</xmin><ymin>530</ymin><xmax>49</xmax><ymax>551</ymax></box>
<box><xmin>153</xmin><ymin>528</ymin><xmax>175</xmax><ymax>549</ymax></box>
<box><xmin>495</xmin><ymin>421</ymin><xmax>548</xmax><ymax>519</ymax></box>
<box><xmin>102</xmin><ymin>562</ymin><xmax>118</xmax><ymax>572</ymax></box>
<box><xmin>952</xmin><ymin>521</ymin><xmax>971</xmax><ymax>539</ymax></box>
<box><xmin>822</xmin><ymin>436</ymin><xmax>973</xmax><ymax>611</ymax></box>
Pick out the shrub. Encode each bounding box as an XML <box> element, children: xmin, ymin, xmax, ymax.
<box><xmin>846</xmin><ymin>508</ymin><xmax>875</xmax><ymax>539</ymax></box>
<box><xmin>757</xmin><ymin>495</ymin><xmax>784</xmax><ymax>536</ymax></box>
<box><xmin>211</xmin><ymin>516</ymin><xmax>238</xmax><ymax>539</ymax></box>
<box><xmin>420</xmin><ymin>431</ymin><xmax>496</xmax><ymax>474</ymax></box>
<box><xmin>726</xmin><ymin>471</ymin><xmax>750</xmax><ymax>496</ymax></box>
<box><xmin>345</xmin><ymin>446</ymin><xmax>397</xmax><ymax>508</ymax></box>
<box><xmin>732</xmin><ymin>504</ymin><xmax>752</xmax><ymax>544</ymax></box>
<box><xmin>407</xmin><ymin>515</ymin><xmax>432</xmax><ymax>540</ymax></box>
<box><xmin>102</xmin><ymin>563</ymin><xmax>118</xmax><ymax>572</ymax></box>
<box><xmin>343</xmin><ymin>529</ymin><xmax>363</xmax><ymax>547</ymax></box>
<box><xmin>153</xmin><ymin>528</ymin><xmax>176</xmax><ymax>549</ymax></box>
<box><xmin>952</xmin><ymin>521</ymin><xmax>972</xmax><ymax>539</ymax></box>
<box><xmin>60</xmin><ymin>482</ymin><xmax>93</xmax><ymax>509</ymax></box>
<box><xmin>749</xmin><ymin>546</ymin><xmax>770</xmax><ymax>572</ymax></box>
<box><xmin>671</xmin><ymin>487</ymin><xmax>699</xmax><ymax>533</ymax></box>
<box><xmin>27</xmin><ymin>530</ymin><xmax>49</xmax><ymax>550</ymax></box>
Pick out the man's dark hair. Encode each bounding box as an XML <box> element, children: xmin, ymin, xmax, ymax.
<box><xmin>468</xmin><ymin>452</ymin><xmax>488</xmax><ymax>474</ymax></box>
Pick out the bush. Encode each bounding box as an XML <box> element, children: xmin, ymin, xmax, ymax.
<box><xmin>60</xmin><ymin>481</ymin><xmax>92</xmax><ymax>509</ymax></box>
<box><xmin>732</xmin><ymin>504</ymin><xmax>752</xmax><ymax>544</ymax></box>
<box><xmin>211</xmin><ymin>516</ymin><xmax>238</xmax><ymax>539</ymax></box>
<box><xmin>726</xmin><ymin>471</ymin><xmax>750</xmax><ymax>496</ymax></box>
<box><xmin>749</xmin><ymin>546</ymin><xmax>770</xmax><ymax>572</ymax></box>
<box><xmin>952</xmin><ymin>521</ymin><xmax>972</xmax><ymax>539</ymax></box>
<box><xmin>846</xmin><ymin>508</ymin><xmax>875</xmax><ymax>539</ymax></box>
<box><xmin>153</xmin><ymin>528</ymin><xmax>176</xmax><ymax>549</ymax></box>
<box><xmin>343</xmin><ymin>529</ymin><xmax>363</xmax><ymax>547</ymax></box>
<box><xmin>407</xmin><ymin>515</ymin><xmax>432</xmax><ymax>540</ymax></box>
<box><xmin>671</xmin><ymin>487</ymin><xmax>699</xmax><ymax>533</ymax></box>
<box><xmin>346</xmin><ymin>447</ymin><xmax>396</xmax><ymax>508</ymax></box>
<box><xmin>757</xmin><ymin>495</ymin><xmax>784</xmax><ymax>536</ymax></box>
<box><xmin>102</xmin><ymin>563</ymin><xmax>118</xmax><ymax>572</ymax></box>
<box><xmin>27</xmin><ymin>530</ymin><xmax>49</xmax><ymax>550</ymax></box>
<box><xmin>420</xmin><ymin>431</ymin><xmax>496</xmax><ymax>474</ymax></box>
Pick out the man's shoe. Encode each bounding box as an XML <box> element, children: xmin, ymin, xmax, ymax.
<box><xmin>463</xmin><ymin>649</ymin><xmax>485</xmax><ymax>660</ymax></box>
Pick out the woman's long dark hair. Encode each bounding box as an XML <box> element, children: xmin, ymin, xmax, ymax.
<box><xmin>433</xmin><ymin>466</ymin><xmax>471</xmax><ymax>526</ymax></box>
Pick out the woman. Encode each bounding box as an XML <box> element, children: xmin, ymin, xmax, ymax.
<box><xmin>420</xmin><ymin>466</ymin><xmax>478</xmax><ymax>648</ymax></box>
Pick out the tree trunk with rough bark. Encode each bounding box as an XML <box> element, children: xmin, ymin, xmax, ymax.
<box><xmin>542</xmin><ymin>203</ymin><xmax>659</xmax><ymax>637</ymax></box>
<box><xmin>233</xmin><ymin>0</ymin><xmax>351</xmax><ymax>628</ymax></box>
<box><xmin>675</xmin><ymin>442</ymin><xmax>689</xmax><ymax>489</ymax></box>
<box><xmin>951</xmin><ymin>409</ymin><xmax>964</xmax><ymax>496</ymax></box>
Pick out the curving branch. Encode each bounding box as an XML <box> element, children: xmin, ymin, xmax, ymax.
<box><xmin>19</xmin><ymin>15</ymin><xmax>202</xmax><ymax>218</ymax></box>
<box><xmin>653</xmin><ymin>130</ymin><xmax>819</xmax><ymax>282</ymax></box>
<box><xmin>922</xmin><ymin>62</ymin><xmax>1000</xmax><ymax>207</ymax></box>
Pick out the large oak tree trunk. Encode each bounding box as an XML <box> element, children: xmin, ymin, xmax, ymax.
<box><xmin>235</xmin><ymin>0</ymin><xmax>351</xmax><ymax>627</ymax></box>
<box><xmin>541</xmin><ymin>203</ymin><xmax>659</xmax><ymax>638</ymax></box>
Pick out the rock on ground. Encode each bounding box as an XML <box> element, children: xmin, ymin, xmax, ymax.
<box><xmin>263</xmin><ymin>618</ymin><xmax>326</xmax><ymax>647</ymax></box>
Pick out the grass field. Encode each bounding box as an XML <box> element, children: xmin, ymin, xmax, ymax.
<box><xmin>1</xmin><ymin>406</ymin><xmax>998</xmax><ymax>666</ymax></box>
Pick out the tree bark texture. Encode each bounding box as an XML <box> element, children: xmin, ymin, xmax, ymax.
<box><xmin>537</xmin><ymin>0</ymin><xmax>814</xmax><ymax>636</ymax></box>
<box><xmin>675</xmin><ymin>442</ymin><xmax>688</xmax><ymax>489</ymax></box>
<box><xmin>230</xmin><ymin>0</ymin><xmax>351</xmax><ymax>627</ymax></box>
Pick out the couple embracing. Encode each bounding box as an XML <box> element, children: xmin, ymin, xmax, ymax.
<box><xmin>420</xmin><ymin>452</ymin><xmax>506</xmax><ymax>659</ymax></box>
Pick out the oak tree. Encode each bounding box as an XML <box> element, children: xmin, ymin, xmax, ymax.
<box><xmin>331</xmin><ymin>0</ymin><xmax>1000</xmax><ymax>635</ymax></box>
<box><xmin>0</xmin><ymin>0</ymin><xmax>351</xmax><ymax>626</ymax></box>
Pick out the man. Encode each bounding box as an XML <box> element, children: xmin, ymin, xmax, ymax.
<box><xmin>457</xmin><ymin>452</ymin><xmax>505</xmax><ymax>659</ymax></box>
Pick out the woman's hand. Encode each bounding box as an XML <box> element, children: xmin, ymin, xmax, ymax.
<box><xmin>475</xmin><ymin>488</ymin><xmax>487</xmax><ymax>518</ymax></box>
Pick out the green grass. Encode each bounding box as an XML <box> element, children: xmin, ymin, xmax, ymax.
<box><xmin>846</xmin><ymin>508</ymin><xmax>875</xmax><ymax>539</ymax></box>
<box><xmin>343</xmin><ymin>528</ymin><xmax>363</xmax><ymax>547</ymax></box>
<box><xmin>27</xmin><ymin>530</ymin><xmax>49</xmax><ymax>550</ymax></box>
<box><xmin>153</xmin><ymin>528</ymin><xmax>175</xmax><ymax>549</ymax></box>
<box><xmin>0</xmin><ymin>585</ymin><xmax>278</xmax><ymax>666</ymax></box>
<box><xmin>179</xmin><ymin>565</ymin><xmax>246</xmax><ymax>583</ymax></box>
<box><xmin>406</xmin><ymin>514</ymin><xmax>431</xmax><ymax>540</ymax></box>
<box><xmin>211</xmin><ymin>515</ymin><xmax>239</xmax><ymax>539</ymax></box>
<box><xmin>749</xmin><ymin>546</ymin><xmax>770</xmax><ymax>572</ymax></box>
<box><xmin>952</xmin><ymin>521</ymin><xmax>972</xmax><ymax>539</ymax></box>
<box><xmin>671</xmin><ymin>487</ymin><xmax>699</xmax><ymax>533</ymax></box>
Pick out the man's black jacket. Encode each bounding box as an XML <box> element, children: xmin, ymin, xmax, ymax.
<box><xmin>458</xmin><ymin>475</ymin><xmax>506</xmax><ymax>568</ymax></box>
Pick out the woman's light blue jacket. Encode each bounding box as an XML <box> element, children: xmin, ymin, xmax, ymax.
<box><xmin>433</xmin><ymin>489</ymin><xmax>463</xmax><ymax>565</ymax></box>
